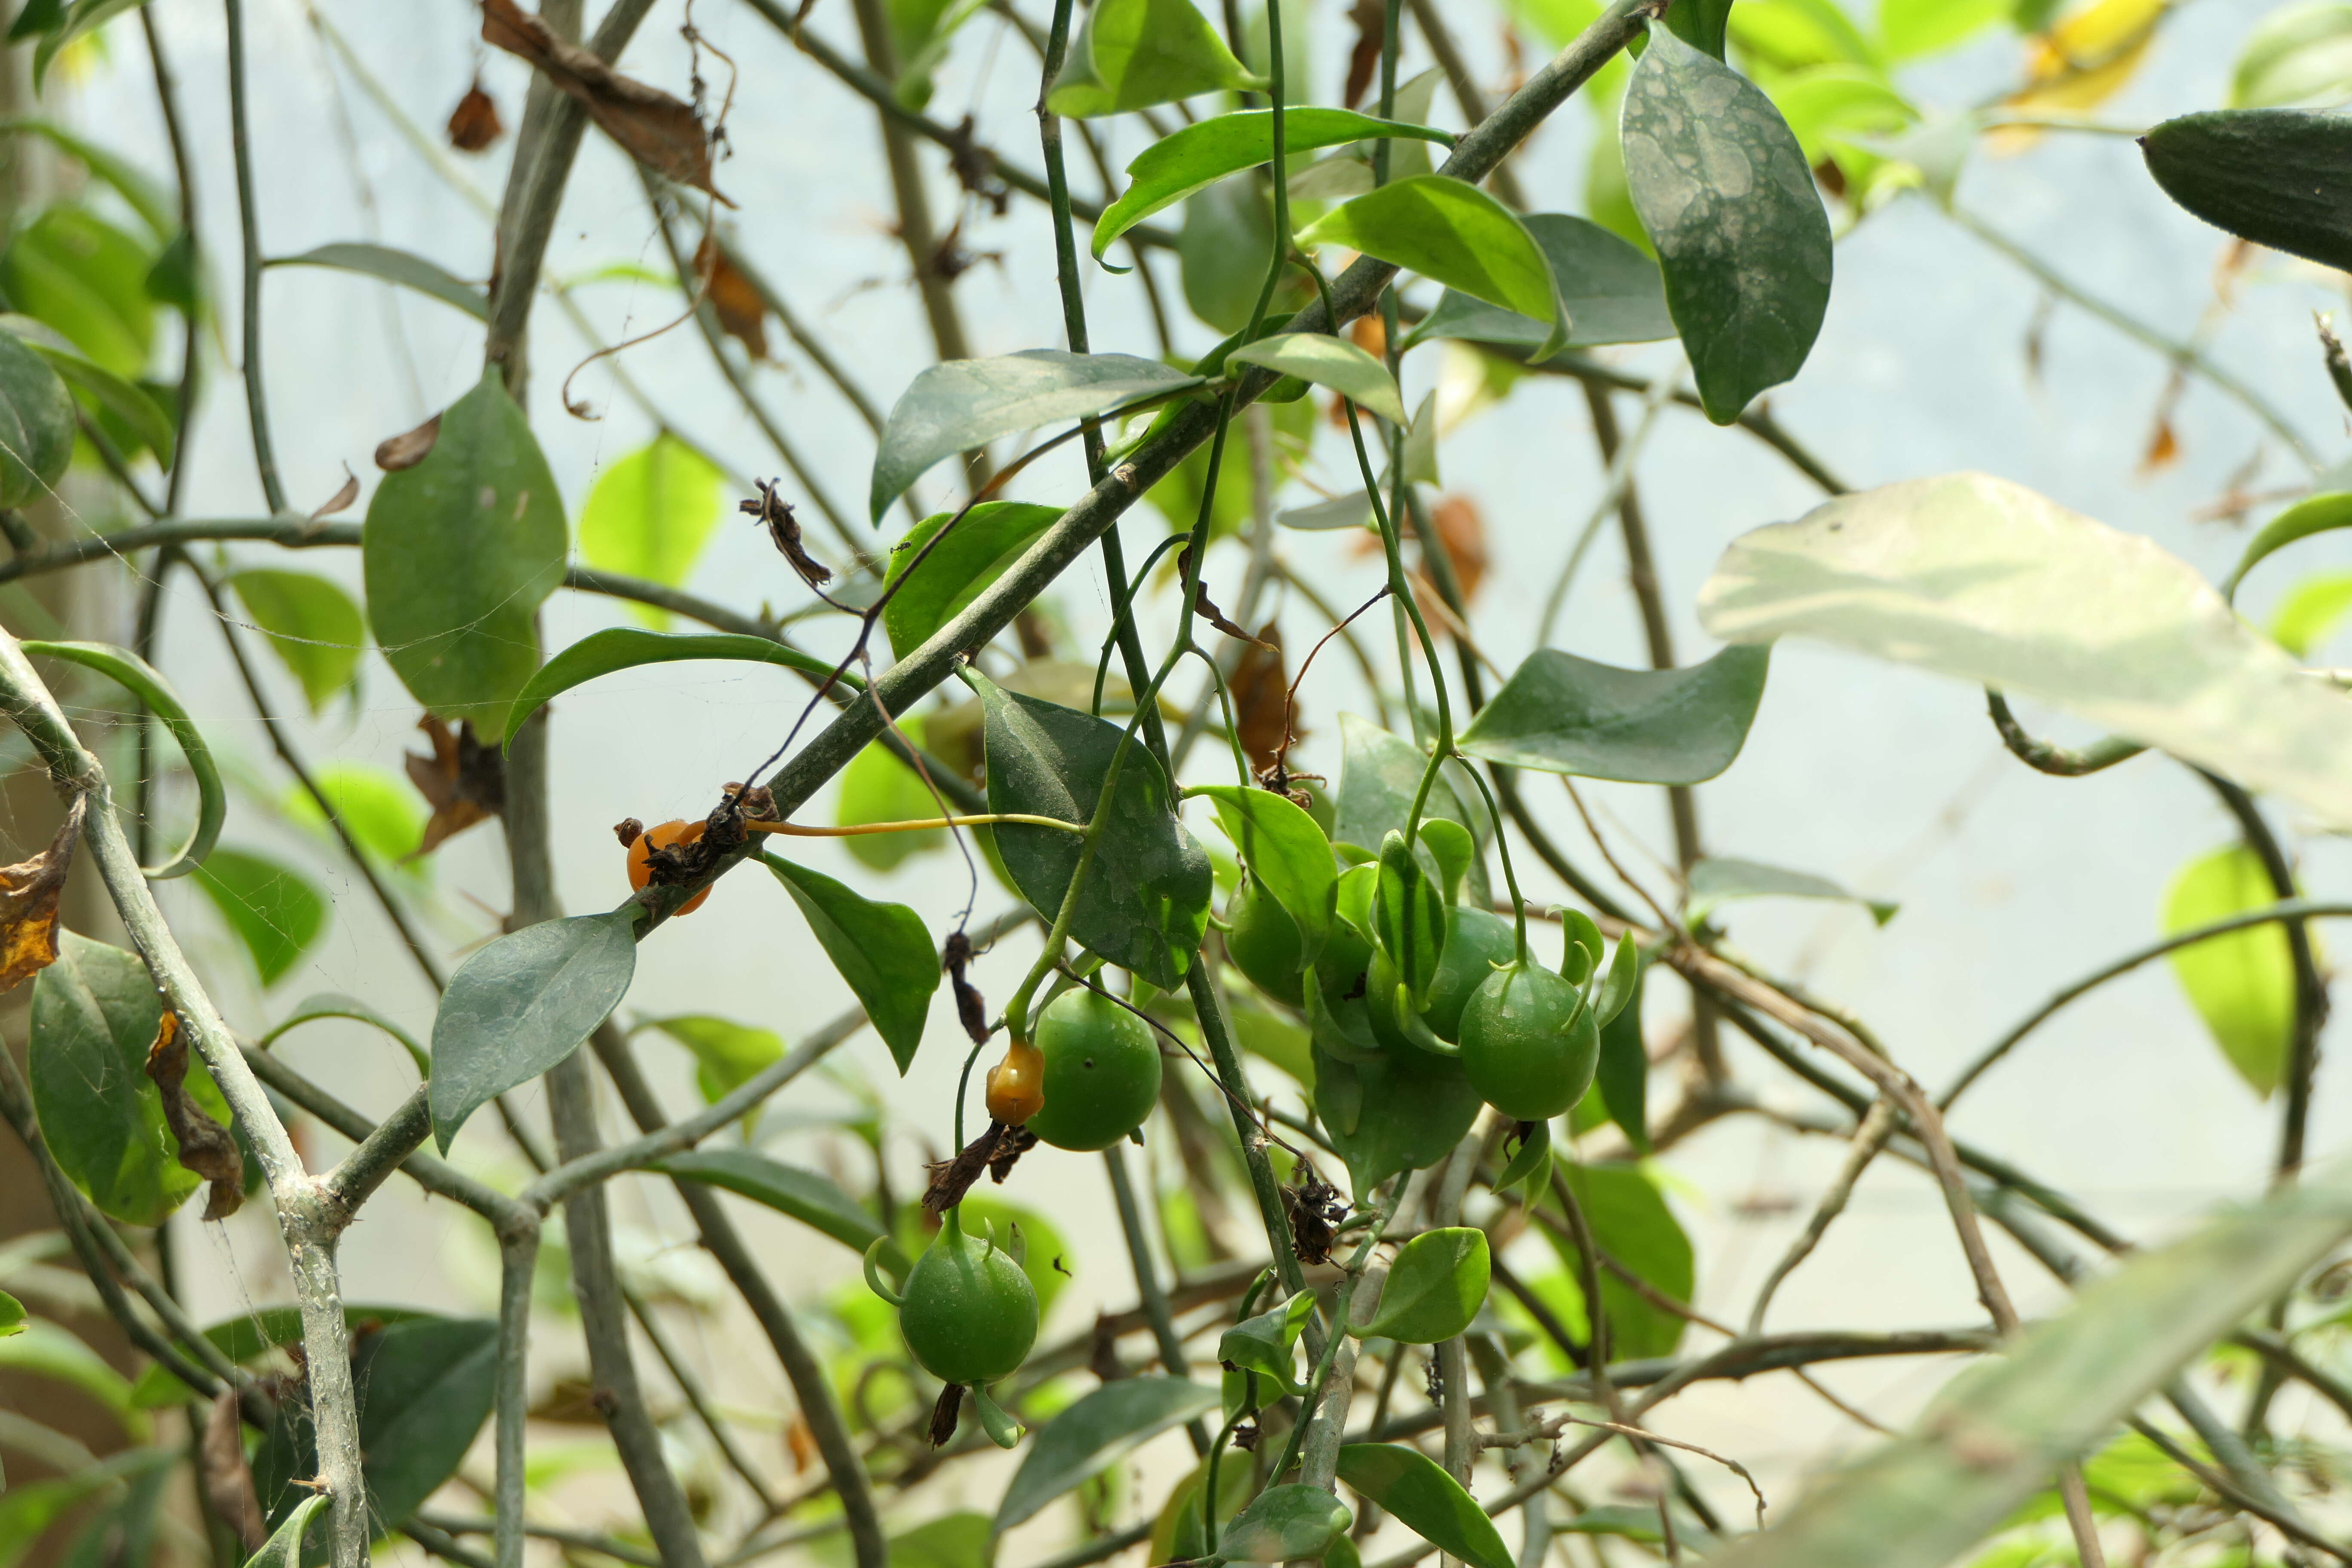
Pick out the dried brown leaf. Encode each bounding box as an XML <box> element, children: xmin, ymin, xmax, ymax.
<box><xmin>741</xmin><ymin>479</ymin><xmax>830</xmax><ymax>588</ymax></box>
<box><xmin>309</xmin><ymin>467</ymin><xmax>360</xmax><ymax>520</ymax></box>
<box><xmin>785</xmin><ymin>1415</ymin><xmax>818</xmax><ymax>1473</ymax></box>
<box><xmin>1230</xmin><ymin>621</ymin><xmax>1290</xmax><ymax>775</ymax></box>
<box><xmin>927</xmin><ymin>1383</ymin><xmax>964</xmax><ymax>1447</ymax></box>
<box><xmin>1429</xmin><ymin>491</ymin><xmax>1488</xmax><ymax>604</ymax></box>
<box><xmin>374</xmin><ymin>412</ymin><xmax>442</xmax><ymax>472</ymax></box>
<box><xmin>447</xmin><ymin>79</ymin><xmax>505</xmax><ymax>153</ymax></box>
<box><xmin>144</xmin><ymin>1012</ymin><xmax>245</xmax><ymax>1222</ymax></box>
<box><xmin>404</xmin><ymin>716</ymin><xmax>505</xmax><ymax>859</ymax></box>
<box><xmin>1342</xmin><ymin>0</ymin><xmax>1386</xmax><ymax>108</ymax></box>
<box><xmin>695</xmin><ymin>235</ymin><xmax>769</xmax><ymax>359</ymax></box>
<box><xmin>201</xmin><ymin>1390</ymin><xmax>267</xmax><ymax>1552</ymax></box>
<box><xmin>0</xmin><ymin>799</ymin><xmax>81</xmax><ymax>994</ymax></box>
<box><xmin>481</xmin><ymin>0</ymin><xmax>727</xmax><ymax>201</ymax></box>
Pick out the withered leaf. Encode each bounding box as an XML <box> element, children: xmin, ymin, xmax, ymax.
<box><xmin>374</xmin><ymin>412</ymin><xmax>442</xmax><ymax>472</ymax></box>
<box><xmin>1229</xmin><ymin>621</ymin><xmax>1291</xmax><ymax>775</ymax></box>
<box><xmin>309</xmin><ymin>467</ymin><xmax>360</xmax><ymax>520</ymax></box>
<box><xmin>201</xmin><ymin>1390</ymin><xmax>267</xmax><ymax>1552</ymax></box>
<box><xmin>927</xmin><ymin>1383</ymin><xmax>964</xmax><ymax>1447</ymax></box>
<box><xmin>0</xmin><ymin>797</ymin><xmax>82</xmax><ymax>993</ymax></box>
<box><xmin>1427</xmin><ymin>491</ymin><xmax>1488</xmax><ymax>605</ymax></box>
<box><xmin>481</xmin><ymin>0</ymin><xmax>727</xmax><ymax>202</ymax></box>
<box><xmin>144</xmin><ymin>1012</ymin><xmax>246</xmax><ymax>1222</ymax></box>
<box><xmin>1342</xmin><ymin>0</ymin><xmax>1386</xmax><ymax>108</ymax></box>
<box><xmin>406</xmin><ymin>716</ymin><xmax>505</xmax><ymax>859</ymax></box>
<box><xmin>923</xmin><ymin>1119</ymin><xmax>1025</xmax><ymax>1213</ymax></box>
<box><xmin>447</xmin><ymin>78</ymin><xmax>505</xmax><ymax>153</ymax></box>
<box><xmin>1176</xmin><ymin>544</ymin><xmax>1272</xmax><ymax>648</ymax></box>
<box><xmin>741</xmin><ymin>479</ymin><xmax>830</xmax><ymax>588</ymax></box>
<box><xmin>695</xmin><ymin>235</ymin><xmax>769</xmax><ymax>360</ymax></box>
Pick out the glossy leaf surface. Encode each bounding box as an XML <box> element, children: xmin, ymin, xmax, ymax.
<box><xmin>1352</xmin><ymin>1226</ymin><xmax>1490</xmax><ymax>1344</ymax></box>
<box><xmin>31</xmin><ymin>933</ymin><xmax>235</xmax><ymax>1226</ymax></box>
<box><xmin>429</xmin><ymin>910</ymin><xmax>639</xmax><ymax>1151</ymax></box>
<box><xmin>504</xmin><ymin>627</ymin><xmax>842</xmax><ymax>743</ymax></box>
<box><xmin>870</xmin><ymin>351</ymin><xmax>1197</xmax><ymax>520</ymax></box>
<box><xmin>1044</xmin><ymin>0</ymin><xmax>1265</xmax><ymax>117</ymax></box>
<box><xmin>1622</xmin><ymin>25</ymin><xmax>1832</xmax><ymax>422</ymax></box>
<box><xmin>976</xmin><ymin>672</ymin><xmax>1212</xmax><ymax>989</ymax></box>
<box><xmin>1091</xmin><ymin>107</ymin><xmax>1452</xmax><ymax>259</ymax></box>
<box><xmin>2162</xmin><ymin>846</ymin><xmax>2295</xmax><ymax>1097</ymax></box>
<box><xmin>1228</xmin><ymin>332</ymin><xmax>1408</xmax><ymax>424</ymax></box>
<box><xmin>226</xmin><ymin>570</ymin><xmax>365</xmax><ymax>715</ymax></box>
<box><xmin>1195</xmin><ymin>783</ymin><xmax>1334</xmax><ymax>962</ymax></box>
<box><xmin>1459</xmin><ymin>644</ymin><xmax>1768</xmax><ymax>784</ymax></box>
<box><xmin>764</xmin><ymin>854</ymin><xmax>939</xmax><ymax>1073</ymax></box>
<box><xmin>1297</xmin><ymin>176</ymin><xmax>1561</xmax><ymax>350</ymax></box>
<box><xmin>1335</xmin><ymin>1444</ymin><xmax>1513</xmax><ymax>1568</ymax></box>
<box><xmin>1401</xmin><ymin>213</ymin><xmax>1673</xmax><ymax>352</ymax></box>
<box><xmin>1698</xmin><ymin>472</ymin><xmax>2352</xmax><ymax>830</ymax></box>
<box><xmin>883</xmin><ymin>502</ymin><xmax>1062</xmax><ymax>662</ymax></box>
<box><xmin>364</xmin><ymin>370</ymin><xmax>567</xmax><ymax>740</ymax></box>
<box><xmin>993</xmin><ymin>1377</ymin><xmax>1219</xmax><ymax>1534</ymax></box>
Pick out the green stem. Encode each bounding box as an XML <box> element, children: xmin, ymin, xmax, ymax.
<box><xmin>223</xmin><ymin>0</ymin><xmax>285</xmax><ymax>514</ymax></box>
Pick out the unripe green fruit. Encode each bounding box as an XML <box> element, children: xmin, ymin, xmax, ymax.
<box><xmin>898</xmin><ymin>1220</ymin><xmax>1038</xmax><ymax>1385</ymax></box>
<box><xmin>1459</xmin><ymin>962</ymin><xmax>1600</xmax><ymax>1120</ymax></box>
<box><xmin>1225</xmin><ymin>877</ymin><xmax>1305</xmax><ymax>1006</ymax></box>
<box><xmin>1421</xmin><ymin>906</ymin><xmax>1519</xmax><ymax>1042</ymax></box>
<box><xmin>1024</xmin><ymin>988</ymin><xmax>1163</xmax><ymax>1152</ymax></box>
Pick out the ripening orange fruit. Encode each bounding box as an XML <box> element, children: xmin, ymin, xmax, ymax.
<box><xmin>627</xmin><ymin>819</ymin><xmax>710</xmax><ymax>915</ymax></box>
<box><xmin>985</xmin><ymin>1037</ymin><xmax>1046</xmax><ymax>1126</ymax></box>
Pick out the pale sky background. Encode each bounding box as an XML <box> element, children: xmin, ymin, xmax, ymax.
<box><xmin>28</xmin><ymin>0</ymin><xmax>2352</xmax><ymax>1552</ymax></box>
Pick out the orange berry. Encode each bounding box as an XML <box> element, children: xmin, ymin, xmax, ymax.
<box><xmin>984</xmin><ymin>1037</ymin><xmax>1046</xmax><ymax>1126</ymax></box>
<box><xmin>627</xmin><ymin>818</ymin><xmax>710</xmax><ymax>915</ymax></box>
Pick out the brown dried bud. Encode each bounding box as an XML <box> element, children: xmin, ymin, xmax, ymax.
<box><xmin>613</xmin><ymin>817</ymin><xmax>645</xmax><ymax>847</ymax></box>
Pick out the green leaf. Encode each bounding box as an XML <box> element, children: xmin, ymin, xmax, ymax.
<box><xmin>1352</xmin><ymin>1226</ymin><xmax>1490</xmax><ymax>1344</ymax></box>
<box><xmin>578</xmin><ymin>435</ymin><xmax>726</xmax><ymax>625</ymax></box>
<box><xmin>30</xmin><ymin>933</ymin><xmax>235</xmax><ymax>1226</ymax></box>
<box><xmin>26</xmin><ymin>641</ymin><xmax>219</xmax><ymax>877</ymax></box>
<box><xmin>653</xmin><ymin>1148</ymin><xmax>891</xmax><ymax>1257</ymax></box>
<box><xmin>0</xmin><ymin>326</ymin><xmax>75</xmax><ymax>507</ymax></box>
<box><xmin>0</xmin><ymin>1289</ymin><xmax>21</xmax><ymax>1336</ymax></box>
<box><xmin>762</xmin><ymin>854</ymin><xmax>940</xmax><ymax>1074</ymax></box>
<box><xmin>2222</xmin><ymin>490</ymin><xmax>2352</xmax><ymax>600</ymax></box>
<box><xmin>1768</xmin><ymin>63</ymin><xmax>1918</xmax><ymax>166</ymax></box>
<box><xmin>1313</xmin><ymin>1038</ymin><xmax>1482</xmax><ymax>1198</ymax></box>
<box><xmin>1547</xmin><ymin>1161</ymin><xmax>1692</xmax><ymax>1359</ymax></box>
<box><xmin>1702</xmin><ymin>472</ymin><xmax>2352</xmax><ymax>826</ymax></box>
<box><xmin>1687</xmin><ymin>855</ymin><xmax>1898</xmax><ymax>928</ymax></box>
<box><xmin>1622</xmin><ymin>25</ymin><xmax>1832</xmax><ymax>423</ymax></box>
<box><xmin>429</xmin><ymin>910</ymin><xmax>639</xmax><ymax>1152</ymax></box>
<box><xmin>504</xmin><ymin>627</ymin><xmax>844</xmax><ymax>744</ymax></box>
<box><xmin>1332</xmin><ymin>715</ymin><xmax>1478</xmax><ymax>860</ymax></box>
<box><xmin>364</xmin><ymin>369</ymin><xmax>567</xmax><ymax>741</ymax></box>
<box><xmin>126</xmin><ymin>1302</ymin><xmax>435</xmax><ymax>1409</ymax></box>
<box><xmin>1335</xmin><ymin>1444</ymin><xmax>1514</xmax><ymax>1568</ymax></box>
<box><xmin>883</xmin><ymin>501</ymin><xmax>1063</xmax><ymax>662</ymax></box>
<box><xmin>227</xmin><ymin>570</ymin><xmax>365</xmax><ymax>715</ymax></box>
<box><xmin>29</xmin><ymin>336</ymin><xmax>173</xmax><ymax>468</ymax></box>
<box><xmin>1092</xmin><ymin>107</ymin><xmax>1453</xmax><ymax>261</ymax></box>
<box><xmin>1662</xmin><ymin>0</ymin><xmax>1733</xmax><ymax>58</ymax></box>
<box><xmin>1044</xmin><ymin>0</ymin><xmax>1266</xmax><ymax>117</ymax></box>
<box><xmin>1194</xmin><ymin>783</ymin><xmax>1335</xmax><ymax>963</ymax></box>
<box><xmin>0</xmin><ymin>119</ymin><xmax>174</xmax><ymax>240</ymax></box>
<box><xmin>1228</xmin><ymin>331</ymin><xmax>1408</xmax><ymax>424</ymax></box>
<box><xmin>2162</xmin><ymin>846</ymin><xmax>2296</xmax><ymax>1097</ymax></box>
<box><xmin>993</xmin><ymin>1377</ymin><xmax>1220</xmax><ymax>1534</ymax></box>
<box><xmin>1219</xmin><ymin>1289</ymin><xmax>1317</xmax><ymax>1388</ymax></box>
<box><xmin>1878</xmin><ymin>0</ymin><xmax>2006</xmax><ymax>60</ymax></box>
<box><xmin>242</xmin><ymin>1496</ymin><xmax>329</xmax><ymax>1568</ymax></box>
<box><xmin>266</xmin><ymin>241</ymin><xmax>488</xmax><ymax>319</ymax></box>
<box><xmin>836</xmin><ymin>720</ymin><xmax>948</xmax><ymax>870</ymax></box>
<box><xmin>1710</xmin><ymin>1152</ymin><xmax>2352</xmax><ymax>1568</ymax></box>
<box><xmin>2232</xmin><ymin>1</ymin><xmax>2352</xmax><ymax>108</ymax></box>
<box><xmin>643</xmin><ymin>1014</ymin><xmax>785</xmax><ymax>1117</ymax></box>
<box><xmin>0</xmin><ymin>1449</ymin><xmax>176</xmax><ymax>1568</ymax></box>
<box><xmin>2269</xmin><ymin>567</ymin><xmax>2352</xmax><ymax>658</ymax></box>
<box><xmin>192</xmin><ymin>848</ymin><xmax>329</xmax><ymax>987</ymax></box>
<box><xmin>1495</xmin><ymin>1117</ymin><xmax>1554</xmax><ymax>1196</ymax></box>
<box><xmin>1179</xmin><ymin>178</ymin><xmax>1295</xmax><ymax>335</ymax></box>
<box><xmin>1297</xmin><ymin>176</ymin><xmax>1563</xmax><ymax>355</ymax></box>
<box><xmin>252</xmin><ymin>1315</ymin><xmax>496</xmax><ymax>1538</ymax></box>
<box><xmin>282</xmin><ymin>764</ymin><xmax>427</xmax><ymax>871</ymax></box>
<box><xmin>0</xmin><ymin>205</ymin><xmax>155</xmax><ymax>377</ymax></box>
<box><xmin>1373</xmin><ymin>830</ymin><xmax>1447</xmax><ymax>1007</ymax></box>
<box><xmin>894</xmin><ymin>0</ymin><xmax>992</xmax><ymax>109</ymax></box>
<box><xmin>1596</xmin><ymin>961</ymin><xmax>1648</xmax><ymax>1152</ymax></box>
<box><xmin>2143</xmin><ymin>110</ymin><xmax>2352</xmax><ymax>272</ymax></box>
<box><xmin>1399</xmin><ymin>213</ymin><xmax>1673</xmax><ymax>353</ymax></box>
<box><xmin>870</xmin><ymin>350</ymin><xmax>1199</xmax><ymax>520</ymax></box>
<box><xmin>1457</xmin><ymin>644</ymin><xmax>1770</xmax><ymax>785</ymax></box>
<box><xmin>1220</xmin><ymin>1485</ymin><xmax>1354</xmax><ymax>1563</ymax></box>
<box><xmin>974</xmin><ymin>671</ymin><xmax>1213</xmax><ymax>990</ymax></box>
<box><xmin>0</xmin><ymin>1320</ymin><xmax>143</xmax><ymax>1435</ymax></box>
<box><xmin>31</xmin><ymin>0</ymin><xmax>152</xmax><ymax>88</ymax></box>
